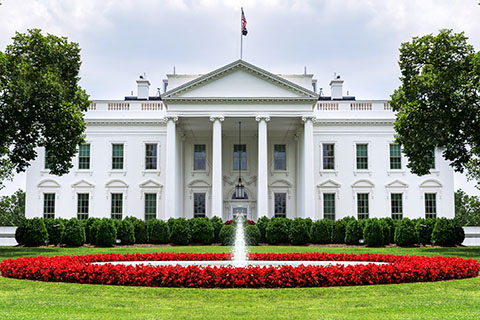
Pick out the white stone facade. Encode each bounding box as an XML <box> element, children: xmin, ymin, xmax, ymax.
<box><xmin>25</xmin><ymin>60</ymin><xmax>454</xmax><ymax>221</ymax></box>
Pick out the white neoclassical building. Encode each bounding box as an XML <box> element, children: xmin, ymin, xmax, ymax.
<box><xmin>25</xmin><ymin>60</ymin><xmax>454</xmax><ymax>221</ymax></box>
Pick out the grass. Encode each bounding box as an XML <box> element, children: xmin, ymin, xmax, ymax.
<box><xmin>0</xmin><ymin>246</ymin><xmax>480</xmax><ymax>319</ymax></box>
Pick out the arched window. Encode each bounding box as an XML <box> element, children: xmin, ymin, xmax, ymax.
<box><xmin>232</xmin><ymin>192</ymin><xmax>248</xmax><ymax>200</ymax></box>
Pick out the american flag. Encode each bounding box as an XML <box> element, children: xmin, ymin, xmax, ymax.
<box><xmin>241</xmin><ymin>8</ymin><xmax>248</xmax><ymax>36</ymax></box>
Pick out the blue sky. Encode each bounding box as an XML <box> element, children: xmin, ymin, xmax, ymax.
<box><xmin>0</xmin><ymin>0</ymin><xmax>479</xmax><ymax>195</ymax></box>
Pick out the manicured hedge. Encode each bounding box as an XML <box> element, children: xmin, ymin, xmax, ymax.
<box><xmin>117</xmin><ymin>219</ymin><xmax>135</xmax><ymax>245</ymax></box>
<box><xmin>62</xmin><ymin>219</ymin><xmax>86</xmax><ymax>246</ymax></box>
<box><xmin>265</xmin><ymin>218</ymin><xmax>290</xmax><ymax>244</ymax></box>
<box><xmin>288</xmin><ymin>218</ymin><xmax>311</xmax><ymax>245</ymax></box>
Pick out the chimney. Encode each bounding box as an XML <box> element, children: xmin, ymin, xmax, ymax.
<box><xmin>136</xmin><ymin>75</ymin><xmax>150</xmax><ymax>100</ymax></box>
<box><xmin>329</xmin><ymin>75</ymin><xmax>344</xmax><ymax>100</ymax></box>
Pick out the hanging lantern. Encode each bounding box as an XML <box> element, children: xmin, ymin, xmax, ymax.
<box><xmin>234</xmin><ymin>121</ymin><xmax>246</xmax><ymax>199</ymax></box>
<box><xmin>235</xmin><ymin>177</ymin><xmax>245</xmax><ymax>199</ymax></box>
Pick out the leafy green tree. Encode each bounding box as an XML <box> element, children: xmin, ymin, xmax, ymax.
<box><xmin>0</xmin><ymin>29</ymin><xmax>90</xmax><ymax>187</ymax></box>
<box><xmin>390</xmin><ymin>30</ymin><xmax>480</xmax><ymax>186</ymax></box>
<box><xmin>455</xmin><ymin>189</ymin><xmax>480</xmax><ymax>226</ymax></box>
<box><xmin>0</xmin><ymin>189</ymin><xmax>25</xmax><ymax>226</ymax></box>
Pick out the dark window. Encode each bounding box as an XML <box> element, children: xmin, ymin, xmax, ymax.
<box><xmin>233</xmin><ymin>144</ymin><xmax>247</xmax><ymax>170</ymax></box>
<box><xmin>389</xmin><ymin>144</ymin><xmax>401</xmax><ymax>170</ymax></box>
<box><xmin>391</xmin><ymin>193</ymin><xmax>403</xmax><ymax>220</ymax></box>
<box><xmin>144</xmin><ymin>193</ymin><xmax>157</xmax><ymax>221</ymax></box>
<box><xmin>274</xmin><ymin>144</ymin><xmax>286</xmax><ymax>170</ymax></box>
<box><xmin>45</xmin><ymin>148</ymin><xmax>54</xmax><ymax>170</ymax></box>
<box><xmin>77</xmin><ymin>193</ymin><xmax>89</xmax><ymax>220</ymax></box>
<box><xmin>145</xmin><ymin>144</ymin><xmax>158</xmax><ymax>170</ymax></box>
<box><xmin>194</xmin><ymin>144</ymin><xmax>206</xmax><ymax>170</ymax></box>
<box><xmin>356</xmin><ymin>144</ymin><xmax>368</xmax><ymax>170</ymax></box>
<box><xmin>428</xmin><ymin>149</ymin><xmax>435</xmax><ymax>170</ymax></box>
<box><xmin>111</xmin><ymin>193</ymin><xmax>123</xmax><ymax>219</ymax></box>
<box><xmin>425</xmin><ymin>193</ymin><xmax>437</xmax><ymax>218</ymax></box>
<box><xmin>323</xmin><ymin>144</ymin><xmax>335</xmax><ymax>170</ymax></box>
<box><xmin>112</xmin><ymin>144</ymin><xmax>124</xmax><ymax>170</ymax></box>
<box><xmin>78</xmin><ymin>144</ymin><xmax>90</xmax><ymax>170</ymax></box>
<box><xmin>357</xmin><ymin>193</ymin><xmax>369</xmax><ymax>219</ymax></box>
<box><xmin>43</xmin><ymin>193</ymin><xmax>55</xmax><ymax>219</ymax></box>
<box><xmin>194</xmin><ymin>193</ymin><xmax>206</xmax><ymax>217</ymax></box>
<box><xmin>274</xmin><ymin>193</ymin><xmax>287</xmax><ymax>217</ymax></box>
<box><xmin>323</xmin><ymin>193</ymin><xmax>335</xmax><ymax>220</ymax></box>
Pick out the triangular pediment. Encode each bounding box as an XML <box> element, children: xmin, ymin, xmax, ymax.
<box><xmin>317</xmin><ymin>179</ymin><xmax>341</xmax><ymax>188</ymax></box>
<box><xmin>385</xmin><ymin>180</ymin><xmax>408</xmax><ymax>189</ymax></box>
<box><xmin>71</xmin><ymin>179</ymin><xmax>95</xmax><ymax>189</ymax></box>
<box><xmin>162</xmin><ymin>60</ymin><xmax>318</xmax><ymax>103</ymax></box>
<box><xmin>139</xmin><ymin>179</ymin><xmax>163</xmax><ymax>189</ymax></box>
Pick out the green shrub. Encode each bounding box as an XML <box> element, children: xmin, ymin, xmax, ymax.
<box><xmin>62</xmin><ymin>218</ymin><xmax>86</xmax><ymax>246</ymax></box>
<box><xmin>14</xmin><ymin>220</ymin><xmax>27</xmax><ymax>244</ymax></box>
<box><xmin>167</xmin><ymin>218</ymin><xmax>178</xmax><ymax>235</ymax></box>
<box><xmin>210</xmin><ymin>216</ymin><xmax>224</xmax><ymax>243</ymax></box>
<box><xmin>96</xmin><ymin>219</ymin><xmax>117</xmax><ymax>247</ymax></box>
<box><xmin>44</xmin><ymin>218</ymin><xmax>65</xmax><ymax>245</ymax></box>
<box><xmin>89</xmin><ymin>219</ymin><xmax>102</xmax><ymax>245</ymax></box>
<box><xmin>22</xmin><ymin>218</ymin><xmax>48</xmax><ymax>246</ymax></box>
<box><xmin>332</xmin><ymin>219</ymin><xmax>346</xmax><ymax>244</ymax></box>
<box><xmin>394</xmin><ymin>218</ymin><xmax>418</xmax><ymax>246</ymax></box>
<box><xmin>265</xmin><ymin>218</ymin><xmax>290</xmax><ymax>244</ymax></box>
<box><xmin>304</xmin><ymin>218</ymin><xmax>313</xmax><ymax>233</ymax></box>
<box><xmin>117</xmin><ymin>219</ymin><xmax>135</xmax><ymax>245</ymax></box>
<box><xmin>133</xmin><ymin>219</ymin><xmax>147</xmax><ymax>244</ymax></box>
<box><xmin>146</xmin><ymin>219</ymin><xmax>170</xmax><ymax>244</ymax></box>
<box><xmin>345</xmin><ymin>220</ymin><xmax>363</xmax><ymax>245</ymax></box>
<box><xmin>245</xmin><ymin>224</ymin><xmax>261</xmax><ymax>246</ymax></box>
<box><xmin>256</xmin><ymin>216</ymin><xmax>270</xmax><ymax>243</ymax></box>
<box><xmin>415</xmin><ymin>218</ymin><xmax>435</xmax><ymax>245</ymax></box>
<box><xmin>454</xmin><ymin>219</ymin><xmax>465</xmax><ymax>244</ymax></box>
<box><xmin>432</xmin><ymin>218</ymin><xmax>463</xmax><ymax>246</ymax></box>
<box><xmin>288</xmin><ymin>218</ymin><xmax>311</xmax><ymax>245</ymax></box>
<box><xmin>219</xmin><ymin>224</ymin><xmax>235</xmax><ymax>246</ymax></box>
<box><xmin>378</xmin><ymin>219</ymin><xmax>391</xmax><ymax>245</ymax></box>
<box><xmin>84</xmin><ymin>218</ymin><xmax>99</xmax><ymax>244</ymax></box>
<box><xmin>190</xmin><ymin>218</ymin><xmax>214</xmax><ymax>244</ymax></box>
<box><xmin>170</xmin><ymin>218</ymin><xmax>191</xmax><ymax>245</ymax></box>
<box><xmin>363</xmin><ymin>219</ymin><xmax>384</xmax><ymax>247</ymax></box>
<box><xmin>311</xmin><ymin>219</ymin><xmax>333</xmax><ymax>244</ymax></box>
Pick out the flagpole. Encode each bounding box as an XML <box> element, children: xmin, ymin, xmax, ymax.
<box><xmin>240</xmin><ymin>7</ymin><xmax>243</xmax><ymax>59</ymax></box>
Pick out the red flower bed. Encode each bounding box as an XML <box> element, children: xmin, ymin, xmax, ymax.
<box><xmin>224</xmin><ymin>219</ymin><xmax>256</xmax><ymax>225</ymax></box>
<box><xmin>0</xmin><ymin>252</ymin><xmax>478</xmax><ymax>288</ymax></box>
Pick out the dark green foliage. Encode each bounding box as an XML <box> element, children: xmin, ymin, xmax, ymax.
<box><xmin>455</xmin><ymin>189</ymin><xmax>480</xmax><ymax>226</ymax></box>
<box><xmin>22</xmin><ymin>218</ymin><xmax>48</xmax><ymax>246</ymax></box>
<box><xmin>170</xmin><ymin>218</ymin><xmax>191</xmax><ymax>245</ymax></box>
<box><xmin>378</xmin><ymin>219</ymin><xmax>391</xmax><ymax>245</ymax></box>
<box><xmin>381</xmin><ymin>218</ymin><xmax>397</xmax><ymax>244</ymax></box>
<box><xmin>132</xmin><ymin>219</ymin><xmax>147</xmax><ymax>244</ymax></box>
<box><xmin>0</xmin><ymin>189</ymin><xmax>25</xmax><ymax>226</ymax></box>
<box><xmin>288</xmin><ymin>218</ymin><xmax>311</xmax><ymax>245</ymax></box>
<box><xmin>245</xmin><ymin>224</ymin><xmax>261</xmax><ymax>246</ymax></box>
<box><xmin>310</xmin><ymin>219</ymin><xmax>333</xmax><ymax>244</ymax></box>
<box><xmin>345</xmin><ymin>220</ymin><xmax>363</xmax><ymax>245</ymax></box>
<box><xmin>190</xmin><ymin>218</ymin><xmax>214</xmax><ymax>244</ymax></box>
<box><xmin>304</xmin><ymin>218</ymin><xmax>313</xmax><ymax>233</ymax></box>
<box><xmin>415</xmin><ymin>218</ymin><xmax>436</xmax><ymax>245</ymax></box>
<box><xmin>432</xmin><ymin>218</ymin><xmax>465</xmax><ymax>246</ymax></box>
<box><xmin>333</xmin><ymin>217</ymin><xmax>354</xmax><ymax>244</ymax></box>
<box><xmin>83</xmin><ymin>217</ymin><xmax>99</xmax><ymax>244</ymax></box>
<box><xmin>394</xmin><ymin>218</ymin><xmax>418</xmax><ymax>246</ymax></box>
<box><xmin>167</xmin><ymin>218</ymin><xmax>178</xmax><ymax>235</ymax></box>
<box><xmin>89</xmin><ymin>219</ymin><xmax>102</xmax><ymax>245</ymax></box>
<box><xmin>219</xmin><ymin>225</ymin><xmax>235</xmax><ymax>246</ymax></box>
<box><xmin>14</xmin><ymin>220</ymin><xmax>26</xmax><ymax>244</ymax></box>
<box><xmin>210</xmin><ymin>216</ymin><xmax>223</xmax><ymax>243</ymax></box>
<box><xmin>117</xmin><ymin>219</ymin><xmax>135</xmax><ymax>245</ymax></box>
<box><xmin>146</xmin><ymin>219</ymin><xmax>170</xmax><ymax>244</ymax></box>
<box><xmin>112</xmin><ymin>219</ymin><xmax>122</xmax><ymax>233</ymax></box>
<box><xmin>44</xmin><ymin>218</ymin><xmax>65</xmax><ymax>245</ymax></box>
<box><xmin>363</xmin><ymin>219</ymin><xmax>384</xmax><ymax>247</ymax></box>
<box><xmin>454</xmin><ymin>219</ymin><xmax>466</xmax><ymax>244</ymax></box>
<box><xmin>265</xmin><ymin>218</ymin><xmax>290</xmax><ymax>244</ymax></box>
<box><xmin>96</xmin><ymin>219</ymin><xmax>117</xmax><ymax>247</ymax></box>
<box><xmin>256</xmin><ymin>216</ymin><xmax>270</xmax><ymax>243</ymax></box>
<box><xmin>62</xmin><ymin>219</ymin><xmax>85</xmax><ymax>246</ymax></box>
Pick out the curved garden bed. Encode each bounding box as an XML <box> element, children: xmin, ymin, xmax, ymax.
<box><xmin>0</xmin><ymin>252</ymin><xmax>478</xmax><ymax>288</ymax></box>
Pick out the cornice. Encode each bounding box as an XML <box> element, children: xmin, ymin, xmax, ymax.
<box><xmin>86</xmin><ymin>119</ymin><xmax>167</xmax><ymax>126</ymax></box>
<box><xmin>162</xmin><ymin>97</ymin><xmax>318</xmax><ymax>104</ymax></box>
<box><xmin>313</xmin><ymin>119</ymin><xmax>395</xmax><ymax>126</ymax></box>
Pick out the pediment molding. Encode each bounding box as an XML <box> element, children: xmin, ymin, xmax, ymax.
<box><xmin>420</xmin><ymin>179</ymin><xmax>442</xmax><ymax>188</ymax></box>
<box><xmin>71</xmin><ymin>179</ymin><xmax>95</xmax><ymax>189</ymax></box>
<box><xmin>317</xmin><ymin>179</ymin><xmax>341</xmax><ymax>189</ymax></box>
<box><xmin>385</xmin><ymin>179</ymin><xmax>408</xmax><ymax>189</ymax></box>
<box><xmin>139</xmin><ymin>179</ymin><xmax>163</xmax><ymax>189</ymax></box>
<box><xmin>269</xmin><ymin>179</ymin><xmax>293</xmax><ymax>188</ymax></box>
<box><xmin>105</xmin><ymin>179</ymin><xmax>129</xmax><ymax>188</ymax></box>
<box><xmin>38</xmin><ymin>179</ymin><xmax>60</xmax><ymax>188</ymax></box>
<box><xmin>188</xmin><ymin>179</ymin><xmax>211</xmax><ymax>188</ymax></box>
<box><xmin>351</xmin><ymin>179</ymin><xmax>375</xmax><ymax>188</ymax></box>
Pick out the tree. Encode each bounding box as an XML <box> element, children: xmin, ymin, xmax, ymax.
<box><xmin>390</xmin><ymin>30</ymin><xmax>480</xmax><ymax>187</ymax></box>
<box><xmin>0</xmin><ymin>29</ymin><xmax>90</xmax><ymax>187</ymax></box>
<box><xmin>455</xmin><ymin>189</ymin><xmax>480</xmax><ymax>226</ymax></box>
<box><xmin>0</xmin><ymin>189</ymin><xmax>25</xmax><ymax>226</ymax></box>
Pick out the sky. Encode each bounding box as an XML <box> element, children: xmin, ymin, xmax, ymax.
<box><xmin>0</xmin><ymin>0</ymin><xmax>479</xmax><ymax>196</ymax></box>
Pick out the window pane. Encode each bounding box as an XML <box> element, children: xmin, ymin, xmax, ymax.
<box><xmin>425</xmin><ymin>193</ymin><xmax>437</xmax><ymax>218</ymax></box>
<box><xmin>77</xmin><ymin>193</ymin><xmax>89</xmax><ymax>220</ymax></box>
<box><xmin>194</xmin><ymin>193</ymin><xmax>206</xmax><ymax>217</ymax></box>
<box><xmin>391</xmin><ymin>193</ymin><xmax>403</xmax><ymax>220</ymax></box>
<box><xmin>356</xmin><ymin>144</ymin><xmax>368</xmax><ymax>169</ymax></box>
<box><xmin>389</xmin><ymin>144</ymin><xmax>401</xmax><ymax>170</ymax></box>
<box><xmin>144</xmin><ymin>193</ymin><xmax>157</xmax><ymax>220</ymax></box>
<box><xmin>323</xmin><ymin>144</ymin><xmax>335</xmax><ymax>170</ymax></box>
<box><xmin>45</xmin><ymin>149</ymin><xmax>54</xmax><ymax>170</ymax></box>
<box><xmin>323</xmin><ymin>193</ymin><xmax>335</xmax><ymax>220</ymax></box>
<box><xmin>145</xmin><ymin>144</ymin><xmax>157</xmax><ymax>170</ymax></box>
<box><xmin>274</xmin><ymin>144</ymin><xmax>286</xmax><ymax>170</ymax></box>
<box><xmin>194</xmin><ymin>144</ymin><xmax>206</xmax><ymax>170</ymax></box>
<box><xmin>357</xmin><ymin>193</ymin><xmax>369</xmax><ymax>219</ymax></box>
<box><xmin>78</xmin><ymin>144</ymin><xmax>90</xmax><ymax>170</ymax></box>
<box><xmin>111</xmin><ymin>193</ymin><xmax>123</xmax><ymax>219</ymax></box>
<box><xmin>274</xmin><ymin>193</ymin><xmax>287</xmax><ymax>217</ymax></box>
<box><xmin>428</xmin><ymin>149</ymin><xmax>435</xmax><ymax>170</ymax></box>
<box><xmin>112</xmin><ymin>144</ymin><xmax>124</xmax><ymax>170</ymax></box>
<box><xmin>233</xmin><ymin>144</ymin><xmax>247</xmax><ymax>170</ymax></box>
<box><xmin>43</xmin><ymin>193</ymin><xmax>55</xmax><ymax>219</ymax></box>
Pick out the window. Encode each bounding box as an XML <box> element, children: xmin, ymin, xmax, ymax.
<box><xmin>391</xmin><ymin>193</ymin><xmax>403</xmax><ymax>220</ymax></box>
<box><xmin>194</xmin><ymin>144</ymin><xmax>206</xmax><ymax>170</ymax></box>
<box><xmin>78</xmin><ymin>144</ymin><xmax>90</xmax><ymax>170</ymax></box>
<box><xmin>274</xmin><ymin>144</ymin><xmax>286</xmax><ymax>170</ymax></box>
<box><xmin>145</xmin><ymin>143</ymin><xmax>157</xmax><ymax>170</ymax></box>
<box><xmin>357</xmin><ymin>193</ymin><xmax>369</xmax><ymax>219</ymax></box>
<box><xmin>77</xmin><ymin>193</ymin><xmax>89</xmax><ymax>220</ymax></box>
<box><xmin>43</xmin><ymin>193</ymin><xmax>55</xmax><ymax>219</ymax></box>
<box><xmin>322</xmin><ymin>144</ymin><xmax>335</xmax><ymax>170</ymax></box>
<box><xmin>274</xmin><ymin>193</ymin><xmax>287</xmax><ymax>217</ymax></box>
<box><xmin>111</xmin><ymin>193</ymin><xmax>123</xmax><ymax>219</ymax></box>
<box><xmin>233</xmin><ymin>144</ymin><xmax>247</xmax><ymax>170</ymax></box>
<box><xmin>45</xmin><ymin>148</ymin><xmax>54</xmax><ymax>170</ymax></box>
<box><xmin>356</xmin><ymin>144</ymin><xmax>368</xmax><ymax>170</ymax></box>
<box><xmin>428</xmin><ymin>148</ymin><xmax>435</xmax><ymax>170</ymax></box>
<box><xmin>193</xmin><ymin>193</ymin><xmax>206</xmax><ymax>217</ymax></box>
<box><xmin>425</xmin><ymin>193</ymin><xmax>437</xmax><ymax>218</ymax></box>
<box><xmin>389</xmin><ymin>144</ymin><xmax>401</xmax><ymax>170</ymax></box>
<box><xmin>112</xmin><ymin>144</ymin><xmax>124</xmax><ymax>170</ymax></box>
<box><xmin>323</xmin><ymin>193</ymin><xmax>335</xmax><ymax>220</ymax></box>
<box><xmin>144</xmin><ymin>193</ymin><xmax>157</xmax><ymax>220</ymax></box>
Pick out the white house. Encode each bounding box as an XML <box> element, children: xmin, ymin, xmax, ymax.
<box><xmin>25</xmin><ymin>60</ymin><xmax>454</xmax><ymax>221</ymax></box>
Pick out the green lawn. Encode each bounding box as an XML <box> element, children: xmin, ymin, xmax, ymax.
<box><xmin>0</xmin><ymin>246</ymin><xmax>480</xmax><ymax>319</ymax></box>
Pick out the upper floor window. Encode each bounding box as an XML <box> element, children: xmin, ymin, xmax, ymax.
<box><xmin>233</xmin><ymin>144</ymin><xmax>247</xmax><ymax>170</ymax></box>
<box><xmin>389</xmin><ymin>144</ymin><xmax>401</xmax><ymax>170</ymax></box>
<box><xmin>323</xmin><ymin>193</ymin><xmax>335</xmax><ymax>220</ymax></box>
<box><xmin>322</xmin><ymin>144</ymin><xmax>335</xmax><ymax>170</ymax></box>
<box><xmin>112</xmin><ymin>144</ymin><xmax>124</xmax><ymax>170</ymax></box>
<box><xmin>144</xmin><ymin>193</ymin><xmax>157</xmax><ymax>221</ymax></box>
<box><xmin>145</xmin><ymin>143</ymin><xmax>158</xmax><ymax>170</ymax></box>
<box><xmin>357</xmin><ymin>193</ymin><xmax>369</xmax><ymax>219</ymax></box>
<box><xmin>356</xmin><ymin>144</ymin><xmax>368</xmax><ymax>170</ymax></box>
<box><xmin>111</xmin><ymin>193</ymin><xmax>123</xmax><ymax>220</ymax></box>
<box><xmin>391</xmin><ymin>193</ymin><xmax>403</xmax><ymax>220</ymax></box>
<box><xmin>77</xmin><ymin>193</ymin><xmax>89</xmax><ymax>220</ymax></box>
<box><xmin>193</xmin><ymin>192</ymin><xmax>206</xmax><ymax>217</ymax></box>
<box><xmin>274</xmin><ymin>144</ymin><xmax>286</xmax><ymax>170</ymax></box>
<box><xmin>428</xmin><ymin>148</ymin><xmax>435</xmax><ymax>170</ymax></box>
<box><xmin>194</xmin><ymin>144</ymin><xmax>206</xmax><ymax>170</ymax></box>
<box><xmin>78</xmin><ymin>144</ymin><xmax>90</xmax><ymax>170</ymax></box>
<box><xmin>45</xmin><ymin>148</ymin><xmax>54</xmax><ymax>170</ymax></box>
<box><xmin>43</xmin><ymin>193</ymin><xmax>55</xmax><ymax>219</ymax></box>
<box><xmin>425</xmin><ymin>193</ymin><xmax>437</xmax><ymax>218</ymax></box>
<box><xmin>274</xmin><ymin>193</ymin><xmax>287</xmax><ymax>217</ymax></box>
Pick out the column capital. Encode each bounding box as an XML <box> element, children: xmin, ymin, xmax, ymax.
<box><xmin>209</xmin><ymin>115</ymin><xmax>225</xmax><ymax>122</ymax></box>
<box><xmin>164</xmin><ymin>115</ymin><xmax>179</xmax><ymax>123</ymax></box>
<box><xmin>255</xmin><ymin>115</ymin><xmax>270</xmax><ymax>122</ymax></box>
<box><xmin>301</xmin><ymin>115</ymin><xmax>316</xmax><ymax>123</ymax></box>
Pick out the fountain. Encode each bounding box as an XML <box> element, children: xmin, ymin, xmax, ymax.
<box><xmin>232</xmin><ymin>215</ymin><xmax>248</xmax><ymax>265</ymax></box>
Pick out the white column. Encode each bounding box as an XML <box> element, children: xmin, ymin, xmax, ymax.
<box><xmin>164</xmin><ymin>116</ymin><xmax>178</xmax><ymax>219</ymax></box>
<box><xmin>210</xmin><ymin>116</ymin><xmax>224</xmax><ymax>219</ymax></box>
<box><xmin>302</xmin><ymin>116</ymin><xmax>315</xmax><ymax>218</ymax></box>
<box><xmin>256</xmin><ymin>116</ymin><xmax>270</xmax><ymax>218</ymax></box>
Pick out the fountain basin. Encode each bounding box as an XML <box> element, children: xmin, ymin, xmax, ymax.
<box><xmin>93</xmin><ymin>260</ymin><xmax>388</xmax><ymax>267</ymax></box>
